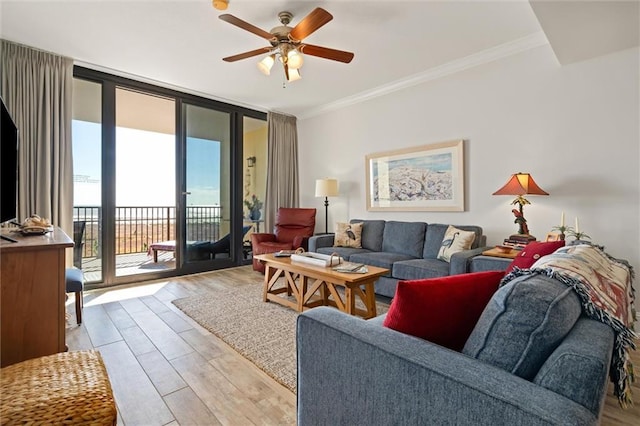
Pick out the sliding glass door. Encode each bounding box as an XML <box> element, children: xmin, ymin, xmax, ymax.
<box><xmin>115</xmin><ymin>88</ymin><xmax>177</xmax><ymax>277</ymax></box>
<box><xmin>182</xmin><ymin>104</ymin><xmax>234</xmax><ymax>268</ymax></box>
<box><xmin>73</xmin><ymin>67</ymin><xmax>266</xmax><ymax>287</ymax></box>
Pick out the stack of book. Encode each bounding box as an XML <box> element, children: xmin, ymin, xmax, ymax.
<box><xmin>502</xmin><ymin>235</ymin><xmax>534</xmax><ymax>250</ymax></box>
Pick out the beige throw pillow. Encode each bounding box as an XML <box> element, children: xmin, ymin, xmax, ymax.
<box><xmin>334</xmin><ymin>222</ymin><xmax>363</xmax><ymax>248</ymax></box>
<box><xmin>437</xmin><ymin>225</ymin><xmax>476</xmax><ymax>262</ymax></box>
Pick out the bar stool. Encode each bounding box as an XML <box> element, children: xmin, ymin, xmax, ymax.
<box><xmin>0</xmin><ymin>351</ymin><xmax>117</xmax><ymax>425</ymax></box>
<box><xmin>65</xmin><ymin>267</ymin><xmax>84</xmax><ymax>324</ymax></box>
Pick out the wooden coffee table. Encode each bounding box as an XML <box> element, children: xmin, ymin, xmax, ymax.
<box><xmin>254</xmin><ymin>253</ymin><xmax>389</xmax><ymax>319</ymax></box>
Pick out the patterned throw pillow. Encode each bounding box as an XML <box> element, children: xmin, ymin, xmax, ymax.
<box><xmin>437</xmin><ymin>225</ymin><xmax>476</xmax><ymax>262</ymax></box>
<box><xmin>334</xmin><ymin>222</ymin><xmax>363</xmax><ymax>248</ymax></box>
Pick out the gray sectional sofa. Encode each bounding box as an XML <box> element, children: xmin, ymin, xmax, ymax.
<box><xmin>308</xmin><ymin>219</ymin><xmax>486</xmax><ymax>298</ymax></box>
<box><xmin>297</xmin><ymin>273</ymin><xmax>615</xmax><ymax>425</ymax></box>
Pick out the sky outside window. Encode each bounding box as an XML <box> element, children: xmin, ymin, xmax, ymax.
<box><xmin>73</xmin><ymin>120</ymin><xmax>220</xmax><ymax>207</ymax></box>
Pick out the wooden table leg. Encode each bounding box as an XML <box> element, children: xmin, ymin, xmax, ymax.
<box><xmin>153</xmin><ymin>249</ymin><xmax>158</xmax><ymax>263</ymax></box>
<box><xmin>263</xmin><ymin>264</ymin><xmax>273</xmax><ymax>302</ymax></box>
<box><xmin>363</xmin><ymin>281</ymin><xmax>377</xmax><ymax>318</ymax></box>
<box><xmin>346</xmin><ymin>287</ymin><xmax>355</xmax><ymax>315</ymax></box>
<box><xmin>297</xmin><ymin>275</ymin><xmax>308</xmax><ymax>312</ymax></box>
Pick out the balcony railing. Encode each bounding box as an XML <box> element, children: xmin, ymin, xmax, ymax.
<box><xmin>73</xmin><ymin>206</ymin><xmax>222</xmax><ymax>258</ymax></box>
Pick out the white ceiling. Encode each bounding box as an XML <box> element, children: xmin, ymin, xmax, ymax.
<box><xmin>1</xmin><ymin>1</ymin><xmax>637</xmax><ymax>118</ymax></box>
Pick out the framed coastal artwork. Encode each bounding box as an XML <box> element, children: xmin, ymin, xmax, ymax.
<box><xmin>365</xmin><ymin>140</ymin><xmax>464</xmax><ymax>212</ymax></box>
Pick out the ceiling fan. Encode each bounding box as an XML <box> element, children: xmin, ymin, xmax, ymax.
<box><xmin>219</xmin><ymin>7</ymin><xmax>354</xmax><ymax>82</ymax></box>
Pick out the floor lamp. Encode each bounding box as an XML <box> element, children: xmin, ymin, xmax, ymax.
<box><xmin>315</xmin><ymin>178</ymin><xmax>339</xmax><ymax>234</ymax></box>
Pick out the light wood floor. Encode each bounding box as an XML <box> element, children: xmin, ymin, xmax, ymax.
<box><xmin>67</xmin><ymin>265</ymin><xmax>639</xmax><ymax>425</ymax></box>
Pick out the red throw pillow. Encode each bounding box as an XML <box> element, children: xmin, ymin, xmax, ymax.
<box><xmin>505</xmin><ymin>240</ymin><xmax>565</xmax><ymax>274</ymax></box>
<box><xmin>383</xmin><ymin>271</ymin><xmax>506</xmax><ymax>351</ymax></box>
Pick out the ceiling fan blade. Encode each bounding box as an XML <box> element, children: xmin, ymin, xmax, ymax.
<box><xmin>223</xmin><ymin>47</ymin><xmax>271</xmax><ymax>62</ymax></box>
<box><xmin>299</xmin><ymin>44</ymin><xmax>354</xmax><ymax>63</ymax></box>
<box><xmin>289</xmin><ymin>7</ymin><xmax>333</xmax><ymax>41</ymax></box>
<box><xmin>219</xmin><ymin>14</ymin><xmax>275</xmax><ymax>41</ymax></box>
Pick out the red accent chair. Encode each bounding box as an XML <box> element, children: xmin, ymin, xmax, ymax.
<box><xmin>251</xmin><ymin>207</ymin><xmax>316</xmax><ymax>273</ymax></box>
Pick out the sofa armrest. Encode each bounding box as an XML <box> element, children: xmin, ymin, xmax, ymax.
<box><xmin>251</xmin><ymin>233</ymin><xmax>276</xmax><ymax>245</ymax></box>
<box><xmin>308</xmin><ymin>234</ymin><xmax>335</xmax><ymax>252</ymax></box>
<box><xmin>449</xmin><ymin>246</ymin><xmax>488</xmax><ymax>274</ymax></box>
<box><xmin>297</xmin><ymin>307</ymin><xmax>597</xmax><ymax>426</ymax></box>
<box><xmin>533</xmin><ymin>318</ymin><xmax>614</xmax><ymax>416</ymax></box>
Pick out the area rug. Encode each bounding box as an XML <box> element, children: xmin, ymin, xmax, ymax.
<box><xmin>172</xmin><ymin>283</ymin><xmax>389</xmax><ymax>393</ymax></box>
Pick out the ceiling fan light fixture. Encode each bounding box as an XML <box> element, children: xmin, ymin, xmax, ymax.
<box><xmin>287</xmin><ymin>49</ymin><xmax>304</xmax><ymax>69</ymax></box>
<box><xmin>287</xmin><ymin>68</ymin><xmax>302</xmax><ymax>82</ymax></box>
<box><xmin>257</xmin><ymin>55</ymin><xmax>275</xmax><ymax>75</ymax></box>
<box><xmin>212</xmin><ymin>0</ymin><xmax>228</xmax><ymax>11</ymax></box>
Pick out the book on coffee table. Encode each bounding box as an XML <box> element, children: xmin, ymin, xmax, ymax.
<box><xmin>333</xmin><ymin>262</ymin><xmax>368</xmax><ymax>274</ymax></box>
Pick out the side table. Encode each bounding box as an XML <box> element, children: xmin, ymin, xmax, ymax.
<box><xmin>470</xmin><ymin>247</ymin><xmax>518</xmax><ymax>272</ymax></box>
<box><xmin>481</xmin><ymin>247</ymin><xmax>519</xmax><ymax>259</ymax></box>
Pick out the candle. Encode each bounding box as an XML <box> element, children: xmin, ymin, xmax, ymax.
<box><xmin>561</xmin><ymin>212</ymin><xmax>565</xmax><ymax>227</ymax></box>
<box><xmin>575</xmin><ymin>217</ymin><xmax>579</xmax><ymax>233</ymax></box>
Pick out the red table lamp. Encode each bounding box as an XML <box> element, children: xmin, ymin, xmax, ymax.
<box><xmin>493</xmin><ymin>173</ymin><xmax>549</xmax><ymax>242</ymax></box>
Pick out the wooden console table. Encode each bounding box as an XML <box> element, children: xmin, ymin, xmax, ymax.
<box><xmin>0</xmin><ymin>227</ymin><xmax>73</xmax><ymax>367</ymax></box>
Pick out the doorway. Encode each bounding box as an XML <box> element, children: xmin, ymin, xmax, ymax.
<box><xmin>72</xmin><ymin>67</ymin><xmax>266</xmax><ymax>287</ymax></box>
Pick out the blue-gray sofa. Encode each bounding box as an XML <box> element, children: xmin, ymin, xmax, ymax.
<box><xmin>308</xmin><ymin>219</ymin><xmax>486</xmax><ymax>298</ymax></box>
<box><xmin>297</xmin><ymin>273</ymin><xmax>615</xmax><ymax>425</ymax></box>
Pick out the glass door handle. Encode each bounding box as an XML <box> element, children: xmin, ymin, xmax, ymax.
<box><xmin>182</xmin><ymin>191</ymin><xmax>191</xmax><ymax>195</ymax></box>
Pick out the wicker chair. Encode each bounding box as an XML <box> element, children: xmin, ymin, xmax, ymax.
<box><xmin>0</xmin><ymin>351</ymin><xmax>117</xmax><ymax>425</ymax></box>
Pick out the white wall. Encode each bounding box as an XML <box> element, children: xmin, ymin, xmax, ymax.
<box><xmin>298</xmin><ymin>45</ymin><xmax>639</xmax><ymax>272</ymax></box>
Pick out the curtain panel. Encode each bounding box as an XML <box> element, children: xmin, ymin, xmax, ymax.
<box><xmin>0</xmin><ymin>39</ymin><xmax>74</xmax><ymax>250</ymax></box>
<box><xmin>265</xmin><ymin>111</ymin><xmax>299</xmax><ymax>233</ymax></box>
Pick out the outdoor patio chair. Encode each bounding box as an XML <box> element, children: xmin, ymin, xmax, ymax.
<box><xmin>187</xmin><ymin>226</ymin><xmax>252</xmax><ymax>261</ymax></box>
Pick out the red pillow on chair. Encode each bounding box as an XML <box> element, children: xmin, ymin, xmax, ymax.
<box><xmin>505</xmin><ymin>240</ymin><xmax>565</xmax><ymax>274</ymax></box>
<box><xmin>383</xmin><ymin>271</ymin><xmax>506</xmax><ymax>351</ymax></box>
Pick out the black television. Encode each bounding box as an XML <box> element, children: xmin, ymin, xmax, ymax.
<box><xmin>1</xmin><ymin>97</ymin><xmax>18</xmax><ymax>224</ymax></box>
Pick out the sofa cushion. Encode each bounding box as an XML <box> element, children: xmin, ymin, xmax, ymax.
<box><xmin>351</xmin><ymin>219</ymin><xmax>385</xmax><ymax>252</ymax></box>
<box><xmin>423</xmin><ymin>224</ymin><xmax>483</xmax><ymax>259</ymax></box>
<box><xmin>437</xmin><ymin>225</ymin><xmax>476</xmax><ymax>262</ymax></box>
<box><xmin>505</xmin><ymin>240</ymin><xmax>566</xmax><ymax>273</ymax></box>
<box><xmin>392</xmin><ymin>258</ymin><xmax>450</xmax><ymax>280</ymax></box>
<box><xmin>383</xmin><ymin>271</ymin><xmax>505</xmax><ymax>351</ymax></box>
<box><xmin>334</xmin><ymin>222</ymin><xmax>363</xmax><ymax>248</ymax></box>
<box><xmin>349</xmin><ymin>252</ymin><xmax>416</xmax><ymax>277</ymax></box>
<box><xmin>462</xmin><ymin>274</ymin><xmax>582</xmax><ymax>380</ymax></box>
<box><xmin>317</xmin><ymin>246</ymin><xmax>370</xmax><ymax>260</ymax></box>
<box><xmin>381</xmin><ymin>221</ymin><xmax>426</xmax><ymax>258</ymax></box>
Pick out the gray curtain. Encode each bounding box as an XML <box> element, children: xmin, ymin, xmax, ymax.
<box><xmin>0</xmin><ymin>39</ymin><xmax>74</xmax><ymax>251</ymax></box>
<box><xmin>265</xmin><ymin>111</ymin><xmax>299</xmax><ymax>233</ymax></box>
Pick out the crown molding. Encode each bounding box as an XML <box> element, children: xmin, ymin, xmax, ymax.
<box><xmin>298</xmin><ymin>31</ymin><xmax>549</xmax><ymax>120</ymax></box>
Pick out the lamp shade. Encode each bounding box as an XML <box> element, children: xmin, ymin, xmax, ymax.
<box><xmin>287</xmin><ymin>49</ymin><xmax>304</xmax><ymax>69</ymax></box>
<box><xmin>492</xmin><ymin>173</ymin><xmax>548</xmax><ymax>196</ymax></box>
<box><xmin>315</xmin><ymin>178</ymin><xmax>339</xmax><ymax>197</ymax></box>
<box><xmin>287</xmin><ymin>68</ymin><xmax>302</xmax><ymax>82</ymax></box>
<box><xmin>257</xmin><ymin>55</ymin><xmax>275</xmax><ymax>75</ymax></box>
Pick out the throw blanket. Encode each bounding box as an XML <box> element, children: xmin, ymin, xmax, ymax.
<box><xmin>501</xmin><ymin>243</ymin><xmax>636</xmax><ymax>407</ymax></box>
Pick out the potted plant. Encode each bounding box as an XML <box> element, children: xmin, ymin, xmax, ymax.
<box><xmin>244</xmin><ymin>195</ymin><xmax>263</xmax><ymax>220</ymax></box>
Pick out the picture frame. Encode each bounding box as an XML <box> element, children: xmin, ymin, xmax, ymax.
<box><xmin>365</xmin><ymin>140</ymin><xmax>464</xmax><ymax>212</ymax></box>
<box><xmin>545</xmin><ymin>232</ymin><xmax>562</xmax><ymax>242</ymax></box>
